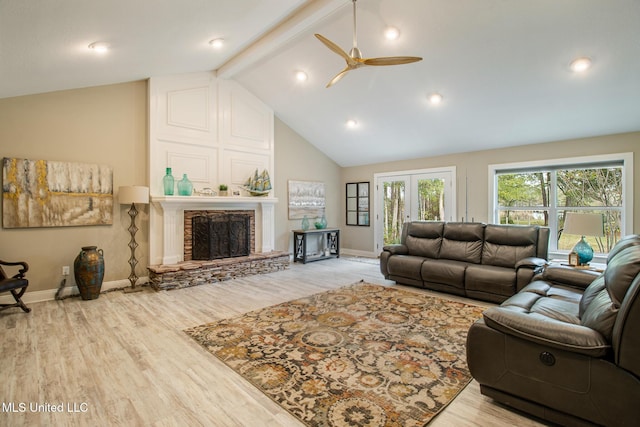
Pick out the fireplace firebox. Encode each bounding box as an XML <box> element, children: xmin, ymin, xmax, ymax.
<box><xmin>185</xmin><ymin>211</ymin><xmax>254</xmax><ymax>261</ymax></box>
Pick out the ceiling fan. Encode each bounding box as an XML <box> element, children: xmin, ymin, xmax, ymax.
<box><xmin>315</xmin><ymin>0</ymin><xmax>422</xmax><ymax>88</ymax></box>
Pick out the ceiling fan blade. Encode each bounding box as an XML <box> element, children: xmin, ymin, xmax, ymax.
<box><xmin>363</xmin><ymin>56</ymin><xmax>423</xmax><ymax>66</ymax></box>
<box><xmin>317</xmin><ymin>1</ymin><xmax>422</xmax><ymax>88</ymax></box>
<box><xmin>326</xmin><ymin>67</ymin><xmax>351</xmax><ymax>88</ymax></box>
<box><xmin>315</xmin><ymin>34</ymin><xmax>357</xmax><ymax>65</ymax></box>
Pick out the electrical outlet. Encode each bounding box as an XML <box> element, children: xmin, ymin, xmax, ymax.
<box><xmin>62</xmin><ymin>266</ymin><xmax>70</xmax><ymax>276</ymax></box>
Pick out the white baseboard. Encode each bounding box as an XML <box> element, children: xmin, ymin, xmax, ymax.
<box><xmin>341</xmin><ymin>248</ymin><xmax>378</xmax><ymax>258</ymax></box>
<box><xmin>0</xmin><ymin>277</ymin><xmax>149</xmax><ymax>305</ymax></box>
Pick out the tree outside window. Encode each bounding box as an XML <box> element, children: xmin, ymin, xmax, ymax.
<box><xmin>497</xmin><ymin>166</ymin><xmax>623</xmax><ymax>253</ymax></box>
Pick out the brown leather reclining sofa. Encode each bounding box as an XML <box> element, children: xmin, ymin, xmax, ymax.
<box><xmin>380</xmin><ymin>221</ymin><xmax>550</xmax><ymax>303</ymax></box>
<box><xmin>467</xmin><ymin>234</ymin><xmax>640</xmax><ymax>426</ymax></box>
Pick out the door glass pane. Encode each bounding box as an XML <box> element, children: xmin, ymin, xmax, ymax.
<box><xmin>416</xmin><ymin>178</ymin><xmax>445</xmax><ymax>221</ymax></box>
<box><xmin>383</xmin><ymin>181</ymin><xmax>406</xmax><ymax>245</ymax></box>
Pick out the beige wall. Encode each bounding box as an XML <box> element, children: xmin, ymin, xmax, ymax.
<box><xmin>341</xmin><ymin>132</ymin><xmax>640</xmax><ymax>254</ymax></box>
<box><xmin>0</xmin><ymin>82</ymin><xmax>148</xmax><ymax>294</ymax></box>
<box><xmin>273</xmin><ymin>118</ymin><xmax>342</xmax><ymax>253</ymax></box>
<box><xmin>1</xmin><ymin>80</ymin><xmax>637</xmax><ymax>295</ymax></box>
<box><xmin>0</xmin><ymin>86</ymin><xmax>341</xmax><ymax>295</ymax></box>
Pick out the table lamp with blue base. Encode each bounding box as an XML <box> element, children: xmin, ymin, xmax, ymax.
<box><xmin>563</xmin><ymin>212</ymin><xmax>604</xmax><ymax>266</ymax></box>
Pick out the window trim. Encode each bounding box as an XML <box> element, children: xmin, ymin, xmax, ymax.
<box><xmin>488</xmin><ymin>152</ymin><xmax>633</xmax><ymax>260</ymax></box>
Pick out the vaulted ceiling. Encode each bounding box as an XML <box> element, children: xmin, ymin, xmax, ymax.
<box><xmin>2</xmin><ymin>0</ymin><xmax>639</xmax><ymax>166</ymax></box>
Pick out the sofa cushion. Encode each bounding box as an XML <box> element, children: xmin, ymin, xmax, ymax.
<box><xmin>606</xmin><ymin>234</ymin><xmax>640</xmax><ymax>263</ymax></box>
<box><xmin>420</xmin><ymin>258</ymin><xmax>467</xmax><ymax>290</ymax></box>
<box><xmin>490</xmin><ymin>280</ymin><xmax>582</xmax><ymax>324</ymax></box>
<box><xmin>387</xmin><ymin>255</ymin><xmax>425</xmax><ymax>280</ymax></box>
<box><xmin>405</xmin><ymin>221</ymin><xmax>444</xmax><ymax>258</ymax></box>
<box><xmin>439</xmin><ymin>222</ymin><xmax>484</xmax><ymax>263</ymax></box>
<box><xmin>481</xmin><ymin>224</ymin><xmax>538</xmax><ymax>268</ymax></box>
<box><xmin>579</xmin><ymin>276</ymin><xmax>605</xmax><ymax>317</ymax></box>
<box><xmin>483</xmin><ymin>280</ymin><xmax>609</xmax><ymax>356</ymax></box>
<box><xmin>580</xmin><ymin>289</ymin><xmax>617</xmax><ymax>341</ymax></box>
<box><xmin>482</xmin><ymin>307</ymin><xmax>610</xmax><ymax>357</ymax></box>
<box><xmin>604</xmin><ymin>246</ymin><xmax>640</xmax><ymax>307</ymax></box>
<box><xmin>521</xmin><ymin>281</ymin><xmax>584</xmax><ymax>304</ymax></box>
<box><xmin>465</xmin><ymin>265</ymin><xmax>516</xmax><ymax>297</ymax></box>
<box><xmin>407</xmin><ymin>221</ymin><xmax>445</xmax><ymax>239</ymax></box>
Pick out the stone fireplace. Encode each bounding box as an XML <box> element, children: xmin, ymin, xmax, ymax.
<box><xmin>148</xmin><ymin>196</ymin><xmax>288</xmax><ymax>291</ymax></box>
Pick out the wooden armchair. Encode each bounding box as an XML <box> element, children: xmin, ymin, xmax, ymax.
<box><xmin>0</xmin><ymin>259</ymin><xmax>31</xmax><ymax>313</ymax></box>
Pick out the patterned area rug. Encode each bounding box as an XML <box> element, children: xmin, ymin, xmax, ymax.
<box><xmin>185</xmin><ymin>282</ymin><xmax>484</xmax><ymax>426</ymax></box>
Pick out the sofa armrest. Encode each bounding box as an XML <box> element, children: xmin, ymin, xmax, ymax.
<box><xmin>515</xmin><ymin>256</ymin><xmax>546</xmax><ymax>270</ymax></box>
<box><xmin>482</xmin><ymin>306</ymin><xmax>610</xmax><ymax>357</ymax></box>
<box><xmin>380</xmin><ymin>244</ymin><xmax>409</xmax><ymax>279</ymax></box>
<box><xmin>541</xmin><ymin>265</ymin><xmax>600</xmax><ymax>289</ymax></box>
<box><xmin>382</xmin><ymin>244</ymin><xmax>409</xmax><ymax>255</ymax></box>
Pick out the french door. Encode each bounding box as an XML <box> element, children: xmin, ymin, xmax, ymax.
<box><xmin>374</xmin><ymin>168</ymin><xmax>456</xmax><ymax>252</ymax></box>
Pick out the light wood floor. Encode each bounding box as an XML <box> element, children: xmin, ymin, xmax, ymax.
<box><xmin>1</xmin><ymin>257</ymin><xmax>550</xmax><ymax>427</ymax></box>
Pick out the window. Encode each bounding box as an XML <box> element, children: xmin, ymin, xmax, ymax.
<box><xmin>489</xmin><ymin>153</ymin><xmax>633</xmax><ymax>257</ymax></box>
<box><xmin>346</xmin><ymin>182</ymin><xmax>369</xmax><ymax>226</ymax></box>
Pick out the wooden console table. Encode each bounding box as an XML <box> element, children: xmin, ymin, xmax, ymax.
<box><xmin>293</xmin><ymin>228</ymin><xmax>340</xmax><ymax>264</ymax></box>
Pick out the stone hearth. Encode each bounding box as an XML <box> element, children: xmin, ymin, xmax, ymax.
<box><xmin>148</xmin><ymin>251</ymin><xmax>289</xmax><ymax>291</ymax></box>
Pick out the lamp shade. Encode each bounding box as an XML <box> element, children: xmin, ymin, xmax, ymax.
<box><xmin>119</xmin><ymin>186</ymin><xmax>149</xmax><ymax>205</ymax></box>
<box><xmin>563</xmin><ymin>213</ymin><xmax>604</xmax><ymax>237</ymax></box>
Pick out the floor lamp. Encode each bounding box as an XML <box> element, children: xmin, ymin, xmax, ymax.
<box><xmin>119</xmin><ymin>186</ymin><xmax>149</xmax><ymax>293</ymax></box>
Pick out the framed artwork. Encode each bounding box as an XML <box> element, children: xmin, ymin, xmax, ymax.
<box><xmin>288</xmin><ymin>180</ymin><xmax>325</xmax><ymax>219</ymax></box>
<box><xmin>2</xmin><ymin>157</ymin><xmax>113</xmax><ymax>228</ymax></box>
<box><xmin>346</xmin><ymin>181</ymin><xmax>369</xmax><ymax>226</ymax></box>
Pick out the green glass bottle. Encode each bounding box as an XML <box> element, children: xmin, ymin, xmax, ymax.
<box><xmin>177</xmin><ymin>174</ymin><xmax>193</xmax><ymax>196</ymax></box>
<box><xmin>163</xmin><ymin>167</ymin><xmax>174</xmax><ymax>195</ymax></box>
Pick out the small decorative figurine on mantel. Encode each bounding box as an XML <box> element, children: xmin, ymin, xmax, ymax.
<box><xmin>243</xmin><ymin>169</ymin><xmax>272</xmax><ymax>196</ymax></box>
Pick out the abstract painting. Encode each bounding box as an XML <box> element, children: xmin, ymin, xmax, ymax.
<box><xmin>288</xmin><ymin>180</ymin><xmax>325</xmax><ymax>219</ymax></box>
<box><xmin>2</xmin><ymin>157</ymin><xmax>113</xmax><ymax>228</ymax></box>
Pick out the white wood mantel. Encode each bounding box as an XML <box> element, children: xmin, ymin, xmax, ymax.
<box><xmin>151</xmin><ymin>196</ymin><xmax>278</xmax><ymax>265</ymax></box>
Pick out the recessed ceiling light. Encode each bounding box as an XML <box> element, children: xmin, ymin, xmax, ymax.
<box><xmin>346</xmin><ymin>119</ymin><xmax>359</xmax><ymax>128</ymax></box>
<box><xmin>428</xmin><ymin>93</ymin><xmax>443</xmax><ymax>105</ymax></box>
<box><xmin>209</xmin><ymin>38</ymin><xmax>224</xmax><ymax>49</ymax></box>
<box><xmin>384</xmin><ymin>26</ymin><xmax>400</xmax><ymax>40</ymax></box>
<box><xmin>88</xmin><ymin>42</ymin><xmax>109</xmax><ymax>53</ymax></box>
<box><xmin>295</xmin><ymin>70</ymin><xmax>308</xmax><ymax>82</ymax></box>
<box><xmin>570</xmin><ymin>57</ymin><xmax>592</xmax><ymax>73</ymax></box>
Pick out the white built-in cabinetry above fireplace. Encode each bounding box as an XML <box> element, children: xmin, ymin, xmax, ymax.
<box><xmin>148</xmin><ymin>72</ymin><xmax>276</xmax><ymax>265</ymax></box>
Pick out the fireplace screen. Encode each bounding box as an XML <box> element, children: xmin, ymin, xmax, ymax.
<box><xmin>192</xmin><ymin>213</ymin><xmax>251</xmax><ymax>260</ymax></box>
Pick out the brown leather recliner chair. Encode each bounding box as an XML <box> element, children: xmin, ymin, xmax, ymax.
<box><xmin>466</xmin><ymin>235</ymin><xmax>640</xmax><ymax>427</ymax></box>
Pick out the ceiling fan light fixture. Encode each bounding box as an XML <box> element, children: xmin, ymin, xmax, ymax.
<box><xmin>384</xmin><ymin>26</ymin><xmax>400</xmax><ymax>40</ymax></box>
<box><xmin>88</xmin><ymin>42</ymin><xmax>110</xmax><ymax>53</ymax></box>
<box><xmin>315</xmin><ymin>0</ymin><xmax>422</xmax><ymax>88</ymax></box>
<box><xmin>209</xmin><ymin>38</ymin><xmax>225</xmax><ymax>49</ymax></box>
<box><xmin>295</xmin><ymin>70</ymin><xmax>308</xmax><ymax>82</ymax></box>
<box><xmin>570</xmin><ymin>57</ymin><xmax>592</xmax><ymax>73</ymax></box>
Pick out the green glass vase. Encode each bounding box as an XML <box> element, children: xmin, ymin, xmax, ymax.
<box><xmin>163</xmin><ymin>167</ymin><xmax>174</xmax><ymax>195</ymax></box>
<box><xmin>177</xmin><ymin>174</ymin><xmax>193</xmax><ymax>196</ymax></box>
